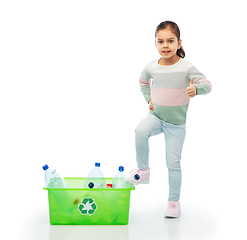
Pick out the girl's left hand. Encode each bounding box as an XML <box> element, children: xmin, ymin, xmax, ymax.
<box><xmin>187</xmin><ymin>77</ymin><xmax>197</xmax><ymax>98</ymax></box>
<box><xmin>149</xmin><ymin>100</ymin><xmax>154</xmax><ymax>111</ymax></box>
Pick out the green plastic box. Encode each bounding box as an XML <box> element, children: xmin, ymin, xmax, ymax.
<box><xmin>44</xmin><ymin>177</ymin><xmax>135</xmax><ymax>225</ymax></box>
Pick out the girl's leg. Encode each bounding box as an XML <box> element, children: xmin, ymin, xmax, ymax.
<box><xmin>135</xmin><ymin>114</ymin><xmax>163</xmax><ymax>170</ymax></box>
<box><xmin>164</xmin><ymin>123</ymin><xmax>186</xmax><ymax>201</ymax></box>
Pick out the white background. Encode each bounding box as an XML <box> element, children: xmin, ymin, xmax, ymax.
<box><xmin>1</xmin><ymin>0</ymin><xmax>246</xmax><ymax>239</ymax></box>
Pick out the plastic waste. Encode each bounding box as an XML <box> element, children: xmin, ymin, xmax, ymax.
<box><xmin>112</xmin><ymin>166</ymin><xmax>126</xmax><ymax>188</ymax></box>
<box><xmin>115</xmin><ymin>174</ymin><xmax>139</xmax><ymax>188</ymax></box>
<box><xmin>43</xmin><ymin>164</ymin><xmax>68</xmax><ymax>188</ymax></box>
<box><xmin>84</xmin><ymin>162</ymin><xmax>106</xmax><ymax>188</ymax></box>
<box><xmin>42</xmin><ymin>164</ymin><xmax>79</xmax><ymax>213</ymax></box>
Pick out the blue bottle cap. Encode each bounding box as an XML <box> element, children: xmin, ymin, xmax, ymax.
<box><xmin>43</xmin><ymin>164</ymin><xmax>49</xmax><ymax>171</ymax></box>
<box><xmin>134</xmin><ymin>174</ymin><xmax>140</xmax><ymax>181</ymax></box>
<box><xmin>95</xmin><ymin>162</ymin><xmax>100</xmax><ymax>167</ymax></box>
<box><xmin>118</xmin><ymin>166</ymin><xmax>124</xmax><ymax>172</ymax></box>
<box><xmin>88</xmin><ymin>182</ymin><xmax>94</xmax><ymax>188</ymax></box>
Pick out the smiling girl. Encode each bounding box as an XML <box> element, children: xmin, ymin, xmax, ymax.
<box><xmin>126</xmin><ymin>21</ymin><xmax>212</xmax><ymax>218</ymax></box>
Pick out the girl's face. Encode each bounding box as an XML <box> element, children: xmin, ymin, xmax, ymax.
<box><xmin>155</xmin><ymin>28</ymin><xmax>182</xmax><ymax>65</ymax></box>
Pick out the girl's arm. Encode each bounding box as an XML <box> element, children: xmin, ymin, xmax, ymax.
<box><xmin>194</xmin><ymin>78</ymin><xmax>212</xmax><ymax>95</ymax></box>
<box><xmin>139</xmin><ymin>76</ymin><xmax>151</xmax><ymax>103</ymax></box>
<box><xmin>187</xmin><ymin>65</ymin><xmax>212</xmax><ymax>96</ymax></box>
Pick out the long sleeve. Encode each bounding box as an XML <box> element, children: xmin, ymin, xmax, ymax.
<box><xmin>139</xmin><ymin>67</ymin><xmax>152</xmax><ymax>103</ymax></box>
<box><xmin>187</xmin><ymin>65</ymin><xmax>212</xmax><ymax>95</ymax></box>
<box><xmin>195</xmin><ymin>78</ymin><xmax>212</xmax><ymax>95</ymax></box>
<box><xmin>139</xmin><ymin>76</ymin><xmax>151</xmax><ymax>103</ymax></box>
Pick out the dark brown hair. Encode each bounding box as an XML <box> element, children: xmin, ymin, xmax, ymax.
<box><xmin>155</xmin><ymin>21</ymin><xmax>185</xmax><ymax>58</ymax></box>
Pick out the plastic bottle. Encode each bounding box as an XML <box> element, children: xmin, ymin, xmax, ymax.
<box><xmin>43</xmin><ymin>164</ymin><xmax>68</xmax><ymax>188</ymax></box>
<box><xmin>112</xmin><ymin>166</ymin><xmax>126</xmax><ymax>188</ymax></box>
<box><xmin>84</xmin><ymin>162</ymin><xmax>106</xmax><ymax>188</ymax></box>
<box><xmin>115</xmin><ymin>174</ymin><xmax>139</xmax><ymax>188</ymax></box>
<box><xmin>42</xmin><ymin>164</ymin><xmax>79</xmax><ymax>214</ymax></box>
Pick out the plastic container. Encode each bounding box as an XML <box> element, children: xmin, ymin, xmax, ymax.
<box><xmin>44</xmin><ymin>177</ymin><xmax>135</xmax><ymax>225</ymax></box>
<box><xmin>112</xmin><ymin>166</ymin><xmax>126</xmax><ymax>188</ymax></box>
<box><xmin>84</xmin><ymin>162</ymin><xmax>106</xmax><ymax>188</ymax></box>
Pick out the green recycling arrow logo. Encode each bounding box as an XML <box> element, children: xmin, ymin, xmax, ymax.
<box><xmin>78</xmin><ymin>197</ymin><xmax>97</xmax><ymax>216</ymax></box>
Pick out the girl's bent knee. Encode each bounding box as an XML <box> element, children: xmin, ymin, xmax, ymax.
<box><xmin>135</xmin><ymin>126</ymin><xmax>150</xmax><ymax>139</ymax></box>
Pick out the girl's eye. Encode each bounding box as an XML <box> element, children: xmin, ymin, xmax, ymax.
<box><xmin>158</xmin><ymin>41</ymin><xmax>163</xmax><ymax>44</ymax></box>
<box><xmin>168</xmin><ymin>40</ymin><xmax>174</xmax><ymax>43</ymax></box>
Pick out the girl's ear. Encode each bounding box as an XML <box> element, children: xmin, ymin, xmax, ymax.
<box><xmin>178</xmin><ymin>39</ymin><xmax>182</xmax><ymax>49</ymax></box>
<box><xmin>155</xmin><ymin>39</ymin><xmax>158</xmax><ymax>48</ymax></box>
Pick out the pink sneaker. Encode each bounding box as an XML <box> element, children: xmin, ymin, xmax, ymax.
<box><xmin>125</xmin><ymin>168</ymin><xmax>150</xmax><ymax>185</ymax></box>
<box><xmin>164</xmin><ymin>201</ymin><xmax>180</xmax><ymax>218</ymax></box>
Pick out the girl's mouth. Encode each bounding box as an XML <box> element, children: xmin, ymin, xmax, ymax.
<box><xmin>163</xmin><ymin>51</ymin><xmax>170</xmax><ymax>54</ymax></box>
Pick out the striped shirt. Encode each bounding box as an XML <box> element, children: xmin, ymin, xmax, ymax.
<box><xmin>140</xmin><ymin>58</ymin><xmax>212</xmax><ymax>124</ymax></box>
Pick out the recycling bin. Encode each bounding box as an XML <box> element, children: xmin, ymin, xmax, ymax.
<box><xmin>44</xmin><ymin>177</ymin><xmax>135</xmax><ymax>225</ymax></box>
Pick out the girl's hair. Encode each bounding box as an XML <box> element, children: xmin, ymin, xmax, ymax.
<box><xmin>155</xmin><ymin>21</ymin><xmax>185</xmax><ymax>58</ymax></box>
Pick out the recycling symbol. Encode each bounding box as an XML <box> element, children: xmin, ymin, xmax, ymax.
<box><xmin>78</xmin><ymin>197</ymin><xmax>97</xmax><ymax>216</ymax></box>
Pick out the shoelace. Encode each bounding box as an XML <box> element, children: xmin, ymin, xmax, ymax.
<box><xmin>168</xmin><ymin>202</ymin><xmax>176</xmax><ymax>209</ymax></box>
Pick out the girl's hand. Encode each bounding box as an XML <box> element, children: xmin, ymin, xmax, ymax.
<box><xmin>149</xmin><ymin>100</ymin><xmax>154</xmax><ymax>111</ymax></box>
<box><xmin>187</xmin><ymin>77</ymin><xmax>197</xmax><ymax>98</ymax></box>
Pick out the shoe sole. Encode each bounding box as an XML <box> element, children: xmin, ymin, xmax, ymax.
<box><xmin>164</xmin><ymin>214</ymin><xmax>180</xmax><ymax>218</ymax></box>
<box><xmin>164</xmin><ymin>211</ymin><xmax>180</xmax><ymax>218</ymax></box>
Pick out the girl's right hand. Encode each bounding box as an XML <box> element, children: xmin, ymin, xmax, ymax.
<box><xmin>149</xmin><ymin>100</ymin><xmax>154</xmax><ymax>111</ymax></box>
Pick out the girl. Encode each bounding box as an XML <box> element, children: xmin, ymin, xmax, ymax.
<box><xmin>126</xmin><ymin>21</ymin><xmax>212</xmax><ymax>218</ymax></box>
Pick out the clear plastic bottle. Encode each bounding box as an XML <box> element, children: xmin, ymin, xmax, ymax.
<box><xmin>115</xmin><ymin>174</ymin><xmax>139</xmax><ymax>188</ymax></box>
<box><xmin>84</xmin><ymin>162</ymin><xmax>106</xmax><ymax>188</ymax></box>
<box><xmin>42</xmin><ymin>164</ymin><xmax>79</xmax><ymax>214</ymax></box>
<box><xmin>112</xmin><ymin>166</ymin><xmax>126</xmax><ymax>188</ymax></box>
<box><xmin>43</xmin><ymin>164</ymin><xmax>68</xmax><ymax>188</ymax></box>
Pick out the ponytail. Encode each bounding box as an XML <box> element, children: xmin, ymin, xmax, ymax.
<box><xmin>177</xmin><ymin>46</ymin><xmax>185</xmax><ymax>58</ymax></box>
